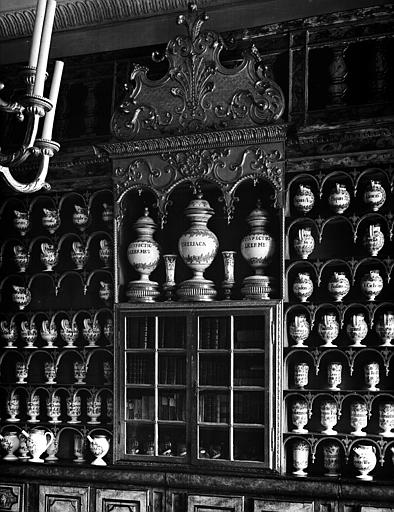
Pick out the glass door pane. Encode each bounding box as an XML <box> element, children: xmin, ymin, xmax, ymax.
<box><xmin>233</xmin><ymin>314</ymin><xmax>266</xmax><ymax>463</ymax></box>
<box><xmin>124</xmin><ymin>314</ymin><xmax>188</xmax><ymax>459</ymax></box>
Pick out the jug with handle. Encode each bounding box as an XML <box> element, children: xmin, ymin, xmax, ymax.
<box><xmin>22</xmin><ymin>428</ymin><xmax>54</xmax><ymax>463</ymax></box>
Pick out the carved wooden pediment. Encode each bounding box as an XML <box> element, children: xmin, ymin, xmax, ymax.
<box><xmin>111</xmin><ymin>2</ymin><xmax>285</xmax><ymax>141</ymax></box>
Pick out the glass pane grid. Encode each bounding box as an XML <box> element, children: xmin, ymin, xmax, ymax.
<box><xmin>197</xmin><ymin>314</ymin><xmax>266</xmax><ymax>463</ymax></box>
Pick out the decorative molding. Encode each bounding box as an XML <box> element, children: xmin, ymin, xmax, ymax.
<box><xmin>95</xmin><ymin>489</ymin><xmax>148</xmax><ymax>512</ymax></box>
<box><xmin>0</xmin><ymin>486</ymin><xmax>20</xmax><ymax>512</ymax></box>
<box><xmin>113</xmin><ymin>142</ymin><xmax>285</xmax><ymax>224</ymax></box>
<box><xmin>110</xmin><ymin>2</ymin><xmax>284</xmax><ymax>140</ymax></box>
<box><xmin>39</xmin><ymin>485</ymin><xmax>89</xmax><ymax>512</ymax></box>
<box><xmin>241</xmin><ymin>4</ymin><xmax>394</xmax><ymax>41</ymax></box>
<box><xmin>99</xmin><ymin>125</ymin><xmax>286</xmax><ymax>157</ymax></box>
<box><xmin>287</xmin><ymin>148</ymin><xmax>394</xmax><ymax>173</ymax></box>
<box><xmin>0</xmin><ymin>0</ymin><xmax>233</xmax><ymax>40</ymax></box>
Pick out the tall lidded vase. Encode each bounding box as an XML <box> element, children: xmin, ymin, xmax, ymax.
<box><xmin>177</xmin><ymin>195</ymin><xmax>219</xmax><ymax>301</ymax></box>
<box><xmin>127</xmin><ymin>208</ymin><xmax>160</xmax><ymax>303</ymax></box>
<box><xmin>240</xmin><ymin>200</ymin><xmax>275</xmax><ymax>300</ymax></box>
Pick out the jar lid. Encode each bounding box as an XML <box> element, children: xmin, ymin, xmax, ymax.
<box><xmin>246</xmin><ymin>200</ymin><xmax>269</xmax><ymax>225</ymax></box>
<box><xmin>184</xmin><ymin>194</ymin><xmax>214</xmax><ymax>216</ymax></box>
<box><xmin>133</xmin><ymin>208</ymin><xmax>157</xmax><ymax>230</ymax></box>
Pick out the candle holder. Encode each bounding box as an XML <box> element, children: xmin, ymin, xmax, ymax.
<box><xmin>0</xmin><ymin>0</ymin><xmax>63</xmax><ymax>194</ymax></box>
<box><xmin>221</xmin><ymin>251</ymin><xmax>236</xmax><ymax>300</ymax></box>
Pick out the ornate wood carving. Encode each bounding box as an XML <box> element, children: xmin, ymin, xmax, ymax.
<box><xmin>110</xmin><ymin>2</ymin><xmax>284</xmax><ymax>140</ymax></box>
<box><xmin>0</xmin><ymin>486</ymin><xmax>21</xmax><ymax>512</ymax></box>
<box><xmin>39</xmin><ymin>485</ymin><xmax>89</xmax><ymax>512</ymax></box>
<box><xmin>95</xmin><ymin>489</ymin><xmax>148</xmax><ymax>512</ymax></box>
<box><xmin>0</xmin><ymin>0</ymin><xmax>234</xmax><ymax>39</ymax></box>
<box><xmin>111</xmin><ymin>139</ymin><xmax>284</xmax><ymax>224</ymax></box>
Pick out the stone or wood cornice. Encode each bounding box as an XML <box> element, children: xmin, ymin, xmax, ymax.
<box><xmin>287</xmin><ymin>116</ymin><xmax>394</xmax><ymax>159</ymax></box>
<box><xmin>0</xmin><ymin>0</ymin><xmax>234</xmax><ymax>40</ymax></box>
<box><xmin>98</xmin><ymin>125</ymin><xmax>287</xmax><ymax>157</ymax></box>
<box><xmin>241</xmin><ymin>3</ymin><xmax>394</xmax><ymax>40</ymax></box>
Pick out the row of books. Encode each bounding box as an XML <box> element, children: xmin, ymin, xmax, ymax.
<box><xmin>127</xmin><ymin>356</ymin><xmax>153</xmax><ymax>384</ymax></box>
<box><xmin>199</xmin><ymin>358</ymin><xmax>229</xmax><ymax>386</ymax></box>
<box><xmin>126</xmin><ymin>393</ymin><xmax>186</xmax><ymax>421</ymax></box>
<box><xmin>199</xmin><ymin>318</ymin><xmax>229</xmax><ymax>349</ymax></box>
<box><xmin>127</xmin><ymin>395</ymin><xmax>155</xmax><ymax>419</ymax></box>
<box><xmin>127</xmin><ymin>317</ymin><xmax>154</xmax><ymax>349</ymax></box>
<box><xmin>234</xmin><ymin>362</ymin><xmax>264</xmax><ymax>386</ymax></box>
<box><xmin>159</xmin><ymin>356</ymin><xmax>186</xmax><ymax>385</ymax></box>
<box><xmin>159</xmin><ymin>393</ymin><xmax>186</xmax><ymax>421</ymax></box>
<box><xmin>234</xmin><ymin>393</ymin><xmax>264</xmax><ymax>423</ymax></box>
<box><xmin>199</xmin><ymin>393</ymin><xmax>229</xmax><ymax>423</ymax></box>
<box><xmin>158</xmin><ymin>318</ymin><xmax>186</xmax><ymax>348</ymax></box>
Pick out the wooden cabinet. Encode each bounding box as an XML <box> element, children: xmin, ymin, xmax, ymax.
<box><xmin>115</xmin><ymin>302</ymin><xmax>281</xmax><ymax>468</ymax></box>
<box><xmin>95</xmin><ymin>489</ymin><xmax>148</xmax><ymax>512</ymax></box>
<box><xmin>39</xmin><ymin>485</ymin><xmax>89</xmax><ymax>512</ymax></box>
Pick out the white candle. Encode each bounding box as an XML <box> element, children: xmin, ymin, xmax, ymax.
<box><xmin>41</xmin><ymin>60</ymin><xmax>64</xmax><ymax>140</ymax></box>
<box><xmin>33</xmin><ymin>0</ymin><xmax>57</xmax><ymax>97</ymax></box>
<box><xmin>28</xmin><ymin>0</ymin><xmax>48</xmax><ymax>68</ymax></box>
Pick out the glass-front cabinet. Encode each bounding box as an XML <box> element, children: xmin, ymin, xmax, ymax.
<box><xmin>115</xmin><ymin>302</ymin><xmax>281</xmax><ymax>469</ymax></box>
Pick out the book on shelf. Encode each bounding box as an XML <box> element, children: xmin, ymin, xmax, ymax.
<box><xmin>127</xmin><ymin>395</ymin><xmax>155</xmax><ymax>420</ymax></box>
<box><xmin>199</xmin><ymin>393</ymin><xmax>228</xmax><ymax>423</ymax></box>
<box><xmin>160</xmin><ymin>392</ymin><xmax>185</xmax><ymax>421</ymax></box>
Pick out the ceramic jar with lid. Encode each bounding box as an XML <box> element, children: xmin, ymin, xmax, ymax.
<box><xmin>328</xmin><ymin>183</ymin><xmax>351</xmax><ymax>214</ymax></box>
<box><xmin>293</xmin><ymin>184</ymin><xmax>315</xmax><ymax>215</ymax></box>
<box><xmin>318</xmin><ymin>313</ymin><xmax>339</xmax><ymax>347</ymax></box>
<box><xmin>346</xmin><ymin>313</ymin><xmax>368</xmax><ymax>347</ymax></box>
<box><xmin>363</xmin><ymin>180</ymin><xmax>386</xmax><ymax>212</ymax></box>
<box><xmin>293</xmin><ymin>227</ymin><xmax>315</xmax><ymax>260</ymax></box>
<box><xmin>289</xmin><ymin>314</ymin><xmax>310</xmax><ymax>347</ymax></box>
<box><xmin>293</xmin><ymin>273</ymin><xmax>313</xmax><ymax>302</ymax></box>
<box><xmin>362</xmin><ymin>224</ymin><xmax>384</xmax><ymax>257</ymax></box>
<box><xmin>360</xmin><ymin>270</ymin><xmax>384</xmax><ymax>301</ymax></box>
<box><xmin>327</xmin><ymin>272</ymin><xmax>350</xmax><ymax>302</ymax></box>
<box><xmin>240</xmin><ymin>201</ymin><xmax>274</xmax><ymax>300</ymax></box>
<box><xmin>127</xmin><ymin>208</ymin><xmax>161</xmax><ymax>302</ymax></box>
<box><xmin>375</xmin><ymin>311</ymin><xmax>394</xmax><ymax>346</ymax></box>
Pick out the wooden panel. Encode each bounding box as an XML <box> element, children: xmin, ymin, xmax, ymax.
<box><xmin>360</xmin><ymin>508</ymin><xmax>394</xmax><ymax>512</ymax></box>
<box><xmin>39</xmin><ymin>485</ymin><xmax>89</xmax><ymax>512</ymax></box>
<box><xmin>254</xmin><ymin>499</ymin><xmax>314</xmax><ymax>512</ymax></box>
<box><xmin>188</xmin><ymin>495</ymin><xmax>244</xmax><ymax>512</ymax></box>
<box><xmin>0</xmin><ymin>484</ymin><xmax>23</xmax><ymax>512</ymax></box>
<box><xmin>96</xmin><ymin>489</ymin><xmax>148</xmax><ymax>512</ymax></box>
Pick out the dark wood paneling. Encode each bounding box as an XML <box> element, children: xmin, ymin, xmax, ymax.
<box><xmin>95</xmin><ymin>489</ymin><xmax>148</xmax><ymax>512</ymax></box>
<box><xmin>254</xmin><ymin>499</ymin><xmax>313</xmax><ymax>512</ymax></box>
<box><xmin>0</xmin><ymin>484</ymin><xmax>23</xmax><ymax>512</ymax></box>
<box><xmin>39</xmin><ymin>485</ymin><xmax>89</xmax><ymax>512</ymax></box>
<box><xmin>187</xmin><ymin>495</ymin><xmax>244</xmax><ymax>512</ymax></box>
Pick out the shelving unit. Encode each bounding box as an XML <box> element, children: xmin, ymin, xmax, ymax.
<box><xmin>284</xmin><ymin>166</ymin><xmax>394</xmax><ymax>479</ymax></box>
<box><xmin>0</xmin><ymin>190</ymin><xmax>114</xmax><ymax>464</ymax></box>
<box><xmin>116</xmin><ymin>302</ymin><xmax>281</xmax><ymax>468</ymax></box>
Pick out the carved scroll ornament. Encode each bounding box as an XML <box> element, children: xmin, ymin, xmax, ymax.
<box><xmin>111</xmin><ymin>2</ymin><xmax>285</xmax><ymax>141</ymax></box>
